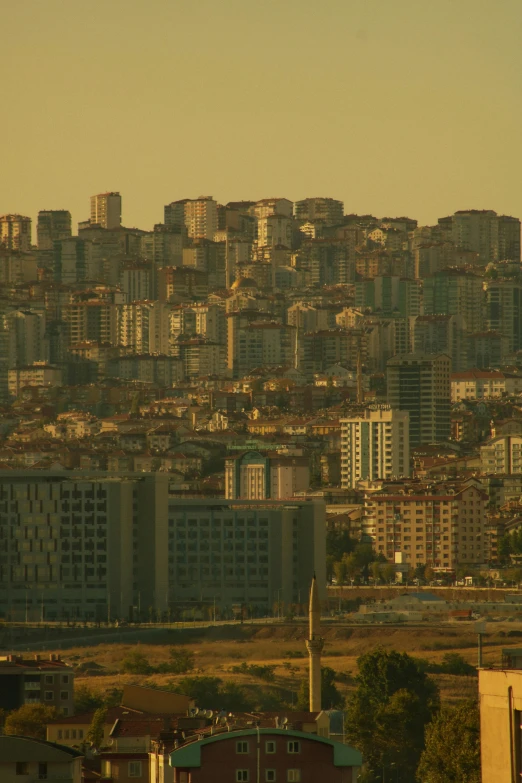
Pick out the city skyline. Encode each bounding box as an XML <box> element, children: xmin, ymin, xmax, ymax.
<box><xmin>2</xmin><ymin>0</ymin><xmax>522</xmax><ymax>229</ymax></box>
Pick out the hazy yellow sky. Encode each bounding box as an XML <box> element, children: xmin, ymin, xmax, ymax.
<box><xmin>2</xmin><ymin>0</ymin><xmax>521</xmax><ymax>231</ymax></box>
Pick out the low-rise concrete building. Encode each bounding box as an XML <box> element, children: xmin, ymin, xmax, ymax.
<box><xmin>0</xmin><ymin>735</ymin><xmax>82</xmax><ymax>783</ymax></box>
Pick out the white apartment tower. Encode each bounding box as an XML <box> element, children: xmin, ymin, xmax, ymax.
<box><xmin>340</xmin><ymin>406</ymin><xmax>410</xmax><ymax>489</ymax></box>
<box><xmin>90</xmin><ymin>192</ymin><xmax>122</xmax><ymax>230</ymax></box>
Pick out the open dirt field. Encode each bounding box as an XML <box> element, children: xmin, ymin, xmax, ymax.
<box><xmin>43</xmin><ymin>620</ymin><xmax>522</xmax><ymax>707</ymax></box>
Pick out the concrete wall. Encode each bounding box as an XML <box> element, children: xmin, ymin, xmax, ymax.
<box><xmin>479</xmin><ymin>668</ymin><xmax>522</xmax><ymax>782</ymax></box>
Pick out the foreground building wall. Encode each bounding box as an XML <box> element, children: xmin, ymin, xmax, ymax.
<box><xmin>479</xmin><ymin>668</ymin><xmax>522</xmax><ymax>783</ymax></box>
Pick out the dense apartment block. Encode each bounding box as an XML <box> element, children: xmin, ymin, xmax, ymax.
<box><xmin>340</xmin><ymin>406</ymin><xmax>410</xmax><ymax>488</ymax></box>
<box><xmin>37</xmin><ymin>210</ymin><xmax>72</xmax><ymax>251</ymax></box>
<box><xmin>450</xmin><ymin>369</ymin><xmax>522</xmax><ymax>401</ymax></box>
<box><xmin>364</xmin><ymin>480</ymin><xmax>487</xmax><ymax>569</ymax></box>
<box><xmin>355</xmin><ymin>275</ymin><xmax>421</xmax><ymax>317</ymax></box>
<box><xmin>294</xmin><ymin>196</ymin><xmax>344</xmax><ymax>226</ymax></box>
<box><xmin>0</xmin><ymin>654</ymin><xmax>74</xmax><ymax>715</ymax></box>
<box><xmin>423</xmin><ymin>268</ymin><xmax>485</xmax><ymax>333</ymax></box>
<box><xmin>0</xmin><ymin>214</ymin><xmax>32</xmax><ymax>252</ymax></box>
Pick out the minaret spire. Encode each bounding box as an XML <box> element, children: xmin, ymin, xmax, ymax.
<box><xmin>305</xmin><ymin>574</ymin><xmax>324</xmax><ymax>712</ymax></box>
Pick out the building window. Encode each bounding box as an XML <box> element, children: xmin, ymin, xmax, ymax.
<box><xmin>60</xmin><ymin>691</ymin><xmax>69</xmax><ymax>700</ymax></box>
<box><xmin>38</xmin><ymin>763</ymin><xmax>48</xmax><ymax>779</ymax></box>
<box><xmin>287</xmin><ymin>771</ymin><xmax>301</xmax><ymax>782</ymax></box>
<box><xmin>129</xmin><ymin>760</ymin><xmax>142</xmax><ymax>777</ymax></box>
<box><xmin>57</xmin><ymin>729</ymin><xmax>63</xmax><ymax>739</ymax></box>
<box><xmin>236</xmin><ymin>741</ymin><xmax>250</xmax><ymax>754</ymax></box>
<box><xmin>16</xmin><ymin>762</ymin><xmax>29</xmax><ymax>775</ymax></box>
<box><xmin>265</xmin><ymin>741</ymin><xmax>276</xmax><ymax>754</ymax></box>
<box><xmin>45</xmin><ymin>675</ymin><xmax>54</xmax><ymax>684</ymax></box>
<box><xmin>62</xmin><ymin>675</ymin><xmax>69</xmax><ymax>684</ymax></box>
<box><xmin>62</xmin><ymin>707</ymin><xmax>69</xmax><ymax>716</ymax></box>
<box><xmin>287</xmin><ymin>741</ymin><xmax>301</xmax><ymax>754</ymax></box>
<box><xmin>266</xmin><ymin>771</ymin><xmax>276</xmax><ymax>782</ymax></box>
<box><xmin>44</xmin><ymin>691</ymin><xmax>54</xmax><ymax>701</ymax></box>
<box><xmin>236</xmin><ymin>771</ymin><xmax>250</xmax><ymax>782</ymax></box>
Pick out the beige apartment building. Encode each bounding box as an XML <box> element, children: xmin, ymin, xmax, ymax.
<box><xmin>184</xmin><ymin>196</ymin><xmax>218</xmax><ymax>240</ymax></box>
<box><xmin>253</xmin><ymin>198</ymin><xmax>293</xmax><ymax>219</ymax></box>
<box><xmin>451</xmin><ymin>369</ymin><xmax>522</xmax><ymax>401</ymax></box>
<box><xmin>480</xmin><ymin>435</ymin><xmax>522</xmax><ymax>474</ymax></box>
<box><xmin>8</xmin><ymin>363</ymin><xmax>63</xmax><ymax>398</ymax></box>
<box><xmin>256</xmin><ymin>214</ymin><xmax>293</xmax><ymax>248</ymax></box>
<box><xmin>340</xmin><ymin>407</ymin><xmax>410</xmax><ymax>489</ymax></box>
<box><xmin>0</xmin><ymin>214</ymin><xmax>32</xmax><ymax>252</ymax></box>
<box><xmin>90</xmin><ymin>192</ymin><xmax>122</xmax><ymax>230</ymax></box>
<box><xmin>364</xmin><ymin>480</ymin><xmax>487</xmax><ymax>570</ymax></box>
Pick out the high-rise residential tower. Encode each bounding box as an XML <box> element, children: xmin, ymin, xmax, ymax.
<box><xmin>387</xmin><ymin>352</ymin><xmax>451</xmax><ymax>446</ymax></box>
<box><xmin>340</xmin><ymin>406</ymin><xmax>410</xmax><ymax>488</ymax></box>
<box><xmin>0</xmin><ymin>215</ymin><xmax>32</xmax><ymax>251</ymax></box>
<box><xmin>485</xmin><ymin>280</ymin><xmax>522</xmax><ymax>355</ymax></box>
<box><xmin>90</xmin><ymin>192</ymin><xmax>122</xmax><ymax>229</ymax></box>
<box><xmin>423</xmin><ymin>268</ymin><xmax>485</xmax><ymax>333</ymax></box>
<box><xmin>37</xmin><ymin>210</ymin><xmax>72</xmax><ymax>251</ymax></box>
<box><xmin>294</xmin><ymin>197</ymin><xmax>344</xmax><ymax>226</ymax></box>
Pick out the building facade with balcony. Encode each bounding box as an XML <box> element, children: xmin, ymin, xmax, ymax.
<box><xmin>0</xmin><ymin>654</ymin><xmax>74</xmax><ymax>715</ymax></box>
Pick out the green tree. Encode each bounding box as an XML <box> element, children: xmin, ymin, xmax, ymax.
<box><xmin>86</xmin><ymin>706</ymin><xmax>108</xmax><ymax>749</ymax></box>
<box><xmin>158</xmin><ymin>648</ymin><xmax>195</xmax><ymax>674</ymax></box>
<box><xmin>296</xmin><ymin>666</ymin><xmax>344</xmax><ymax>710</ymax></box>
<box><xmin>345</xmin><ymin>648</ymin><xmax>439</xmax><ymax>783</ymax></box>
<box><xmin>499</xmin><ymin>533</ymin><xmax>515</xmax><ymax>563</ymax></box>
<box><xmin>382</xmin><ymin>564</ymin><xmax>396</xmax><ymax>584</ymax></box>
<box><xmin>174</xmin><ymin>676</ymin><xmax>223</xmax><ymax>705</ymax></box>
<box><xmin>120</xmin><ymin>650</ymin><xmax>152</xmax><ymax>674</ymax></box>
<box><xmin>417</xmin><ymin>701</ymin><xmax>480</xmax><ymax>783</ymax></box>
<box><xmin>326</xmin><ymin>529</ymin><xmax>357</xmax><ymax>562</ymax></box>
<box><xmin>371</xmin><ymin>562</ymin><xmax>382</xmax><ymax>583</ymax></box>
<box><xmin>440</xmin><ymin>653</ymin><xmax>476</xmax><ymax>676</ymax></box>
<box><xmin>220</xmin><ymin>682</ymin><xmax>254</xmax><ymax>711</ymax></box>
<box><xmin>333</xmin><ymin>558</ymin><xmax>348</xmax><ymax>585</ymax></box>
<box><xmin>74</xmin><ymin>684</ymin><xmax>105</xmax><ymax>714</ymax></box>
<box><xmin>4</xmin><ymin>704</ymin><xmax>59</xmax><ymax>740</ymax></box>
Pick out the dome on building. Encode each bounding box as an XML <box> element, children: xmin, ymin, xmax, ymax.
<box><xmin>231</xmin><ymin>276</ymin><xmax>258</xmax><ymax>290</ymax></box>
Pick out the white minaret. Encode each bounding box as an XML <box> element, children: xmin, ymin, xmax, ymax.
<box><xmin>305</xmin><ymin>573</ymin><xmax>324</xmax><ymax>712</ymax></box>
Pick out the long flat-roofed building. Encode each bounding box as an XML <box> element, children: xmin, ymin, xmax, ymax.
<box><xmin>0</xmin><ymin>472</ymin><xmax>325</xmax><ymax>621</ymax></box>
